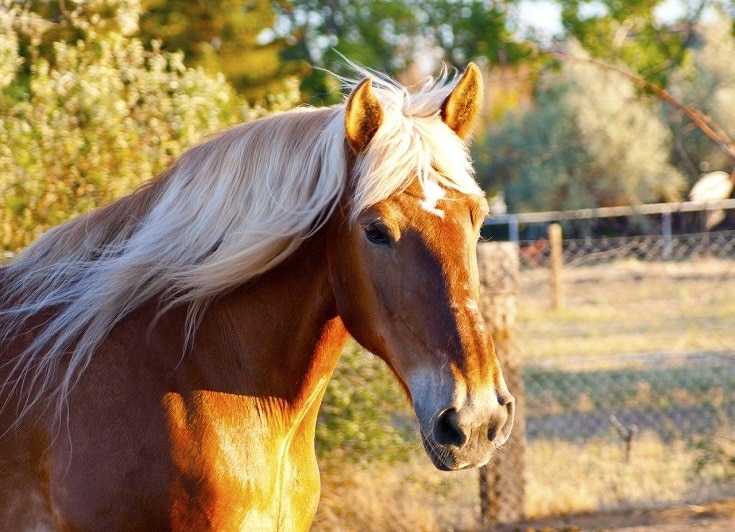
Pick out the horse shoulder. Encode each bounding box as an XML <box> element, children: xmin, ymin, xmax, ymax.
<box><xmin>164</xmin><ymin>378</ymin><xmax>329</xmax><ymax>530</ymax></box>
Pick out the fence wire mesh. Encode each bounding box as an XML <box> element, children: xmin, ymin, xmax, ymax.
<box><xmin>518</xmin><ymin>229</ymin><xmax>735</xmax><ymax>268</ymax></box>
<box><xmin>314</xmin><ymin>224</ymin><xmax>735</xmax><ymax>530</ymax></box>
<box><xmin>516</xmin><ymin>230</ymin><xmax>735</xmax><ymax>521</ymax></box>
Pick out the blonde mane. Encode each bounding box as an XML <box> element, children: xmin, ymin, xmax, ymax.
<box><xmin>0</xmin><ymin>67</ymin><xmax>481</xmax><ymax>420</ymax></box>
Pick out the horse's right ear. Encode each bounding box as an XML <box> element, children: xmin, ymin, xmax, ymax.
<box><xmin>345</xmin><ymin>78</ymin><xmax>384</xmax><ymax>154</ymax></box>
<box><xmin>441</xmin><ymin>62</ymin><xmax>484</xmax><ymax>140</ymax></box>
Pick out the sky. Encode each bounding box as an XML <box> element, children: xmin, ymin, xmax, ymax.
<box><xmin>517</xmin><ymin>0</ymin><xmax>563</xmax><ymax>39</ymax></box>
<box><xmin>515</xmin><ymin>0</ymin><xmax>713</xmax><ymax>40</ymax></box>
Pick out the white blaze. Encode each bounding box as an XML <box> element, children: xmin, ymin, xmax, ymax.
<box><xmin>420</xmin><ymin>180</ymin><xmax>446</xmax><ymax>217</ymax></box>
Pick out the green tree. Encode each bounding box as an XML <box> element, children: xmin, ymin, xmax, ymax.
<box><xmin>559</xmin><ymin>0</ymin><xmax>705</xmax><ymax>87</ymax></box>
<box><xmin>273</xmin><ymin>0</ymin><xmax>532</xmax><ymax>102</ymax></box>
<box><xmin>422</xmin><ymin>0</ymin><xmax>530</xmax><ymax>68</ymax></box>
<box><xmin>0</xmin><ymin>0</ymin><xmax>300</xmax><ymax>251</ymax></box>
<box><xmin>667</xmin><ymin>17</ymin><xmax>735</xmax><ymax>178</ymax></box>
<box><xmin>139</xmin><ymin>0</ymin><xmax>299</xmax><ymax>99</ymax></box>
<box><xmin>476</xmin><ymin>43</ymin><xmax>685</xmax><ymax>212</ymax></box>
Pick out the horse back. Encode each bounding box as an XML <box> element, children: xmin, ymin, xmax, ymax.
<box><xmin>0</xmin><ymin>286</ymin><xmax>174</xmax><ymax>529</ymax></box>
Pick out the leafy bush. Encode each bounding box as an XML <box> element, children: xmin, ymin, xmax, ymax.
<box><xmin>316</xmin><ymin>341</ymin><xmax>417</xmax><ymax>465</ymax></box>
<box><xmin>687</xmin><ymin>398</ymin><xmax>735</xmax><ymax>483</ymax></box>
<box><xmin>0</xmin><ymin>0</ymin><xmax>300</xmax><ymax>252</ymax></box>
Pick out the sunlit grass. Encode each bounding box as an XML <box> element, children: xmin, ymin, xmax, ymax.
<box><xmin>315</xmin><ymin>452</ymin><xmax>479</xmax><ymax>531</ymax></box>
<box><xmin>315</xmin><ymin>432</ymin><xmax>732</xmax><ymax>528</ymax></box>
<box><xmin>314</xmin><ymin>258</ymin><xmax>735</xmax><ymax>529</ymax></box>
<box><xmin>525</xmin><ymin>432</ymin><xmax>693</xmax><ymax>518</ymax></box>
<box><xmin>519</xmin><ymin>259</ymin><xmax>735</xmax><ymax>361</ymax></box>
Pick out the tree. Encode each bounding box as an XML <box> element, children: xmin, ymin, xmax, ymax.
<box><xmin>139</xmin><ymin>0</ymin><xmax>299</xmax><ymax>100</ymax></box>
<box><xmin>475</xmin><ymin>42</ymin><xmax>685</xmax><ymax>213</ymax></box>
<box><xmin>558</xmin><ymin>0</ymin><xmax>704</xmax><ymax>87</ymax></box>
<box><xmin>272</xmin><ymin>0</ymin><xmax>533</xmax><ymax>102</ymax></box>
<box><xmin>421</xmin><ymin>0</ymin><xmax>530</xmax><ymax>68</ymax></box>
<box><xmin>0</xmin><ymin>0</ymin><xmax>300</xmax><ymax>251</ymax></box>
<box><xmin>667</xmin><ymin>17</ymin><xmax>735</xmax><ymax>177</ymax></box>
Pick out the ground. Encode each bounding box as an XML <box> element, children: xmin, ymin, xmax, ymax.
<box><xmin>497</xmin><ymin>500</ymin><xmax>735</xmax><ymax>531</ymax></box>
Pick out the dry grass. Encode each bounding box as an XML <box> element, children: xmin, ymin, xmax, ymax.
<box><xmin>313</xmin><ymin>258</ymin><xmax>735</xmax><ymax>529</ymax></box>
<box><xmin>525</xmin><ymin>432</ymin><xmax>693</xmax><ymax>518</ymax></box>
<box><xmin>314</xmin><ymin>432</ymin><xmax>729</xmax><ymax>528</ymax></box>
<box><xmin>519</xmin><ymin>258</ymin><xmax>735</xmax><ymax>362</ymax></box>
<box><xmin>314</xmin><ymin>453</ymin><xmax>479</xmax><ymax>531</ymax></box>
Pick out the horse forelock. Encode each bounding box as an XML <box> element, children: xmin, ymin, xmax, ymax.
<box><xmin>341</xmin><ymin>66</ymin><xmax>482</xmax><ymax>222</ymax></box>
<box><xmin>0</xmin><ymin>66</ymin><xmax>481</xmax><ymax>423</ymax></box>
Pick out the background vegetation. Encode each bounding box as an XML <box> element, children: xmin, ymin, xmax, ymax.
<box><xmin>4</xmin><ymin>0</ymin><xmax>735</xmax><ymax>252</ymax></box>
<box><xmin>2</xmin><ymin>0</ymin><xmax>734</xmax><ymax>526</ymax></box>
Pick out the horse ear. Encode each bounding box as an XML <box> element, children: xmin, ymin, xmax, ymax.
<box><xmin>441</xmin><ymin>62</ymin><xmax>484</xmax><ymax>140</ymax></box>
<box><xmin>345</xmin><ymin>78</ymin><xmax>384</xmax><ymax>154</ymax></box>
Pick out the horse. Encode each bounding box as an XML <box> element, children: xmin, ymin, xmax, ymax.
<box><xmin>0</xmin><ymin>63</ymin><xmax>514</xmax><ymax>530</ymax></box>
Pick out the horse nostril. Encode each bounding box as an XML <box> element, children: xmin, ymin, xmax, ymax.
<box><xmin>488</xmin><ymin>396</ymin><xmax>514</xmax><ymax>443</ymax></box>
<box><xmin>497</xmin><ymin>392</ymin><xmax>513</xmax><ymax>407</ymax></box>
<box><xmin>433</xmin><ymin>408</ymin><xmax>467</xmax><ymax>447</ymax></box>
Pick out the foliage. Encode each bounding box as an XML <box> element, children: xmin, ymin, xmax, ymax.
<box><xmin>316</xmin><ymin>341</ymin><xmax>415</xmax><ymax>464</ymax></box>
<box><xmin>668</xmin><ymin>16</ymin><xmax>735</xmax><ymax>177</ymax></box>
<box><xmin>421</xmin><ymin>0</ymin><xmax>530</xmax><ymax>67</ymax></box>
<box><xmin>0</xmin><ymin>0</ymin><xmax>300</xmax><ymax>252</ymax></box>
<box><xmin>562</xmin><ymin>45</ymin><xmax>685</xmax><ymax>205</ymax></box>
<box><xmin>273</xmin><ymin>0</ymin><xmax>533</xmax><ymax>102</ymax></box>
<box><xmin>476</xmin><ymin>42</ymin><xmax>685</xmax><ymax>212</ymax></box>
<box><xmin>475</xmin><ymin>80</ymin><xmax>590</xmax><ymax>211</ymax></box>
<box><xmin>139</xmin><ymin>0</ymin><xmax>300</xmax><ymax>99</ymax></box>
<box><xmin>687</xmin><ymin>397</ymin><xmax>735</xmax><ymax>482</ymax></box>
<box><xmin>559</xmin><ymin>0</ymin><xmax>694</xmax><ymax>87</ymax></box>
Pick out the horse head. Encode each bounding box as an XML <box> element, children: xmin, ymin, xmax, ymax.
<box><xmin>330</xmin><ymin>64</ymin><xmax>514</xmax><ymax>471</ymax></box>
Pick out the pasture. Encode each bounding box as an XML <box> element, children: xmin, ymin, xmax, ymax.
<box><xmin>313</xmin><ymin>257</ymin><xmax>735</xmax><ymax>530</ymax></box>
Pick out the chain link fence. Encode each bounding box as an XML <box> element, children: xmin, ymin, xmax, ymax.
<box><xmin>518</xmin><ymin>229</ymin><xmax>735</xmax><ymax>268</ymax></box>
<box><xmin>507</xmin><ymin>218</ymin><xmax>735</xmax><ymax>523</ymax></box>
<box><xmin>314</xmin><ymin>205</ymin><xmax>735</xmax><ymax>530</ymax></box>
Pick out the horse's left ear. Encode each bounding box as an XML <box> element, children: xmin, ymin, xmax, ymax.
<box><xmin>441</xmin><ymin>62</ymin><xmax>484</xmax><ymax>140</ymax></box>
<box><xmin>345</xmin><ymin>78</ymin><xmax>384</xmax><ymax>154</ymax></box>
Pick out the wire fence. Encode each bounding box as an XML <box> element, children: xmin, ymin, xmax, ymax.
<box><xmin>510</xmin><ymin>225</ymin><xmax>735</xmax><ymax>523</ymax></box>
<box><xmin>311</xmin><ymin>204</ymin><xmax>735</xmax><ymax>530</ymax></box>
<box><xmin>518</xmin><ymin>229</ymin><xmax>735</xmax><ymax>268</ymax></box>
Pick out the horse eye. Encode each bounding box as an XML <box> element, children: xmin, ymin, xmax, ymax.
<box><xmin>363</xmin><ymin>223</ymin><xmax>390</xmax><ymax>245</ymax></box>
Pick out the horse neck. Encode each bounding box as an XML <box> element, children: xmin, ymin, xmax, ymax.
<box><xmin>168</xmin><ymin>230</ymin><xmax>348</xmax><ymax>423</ymax></box>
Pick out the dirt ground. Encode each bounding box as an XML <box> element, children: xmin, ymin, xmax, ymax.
<box><xmin>496</xmin><ymin>500</ymin><xmax>735</xmax><ymax>531</ymax></box>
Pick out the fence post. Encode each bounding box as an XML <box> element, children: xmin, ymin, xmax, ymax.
<box><xmin>477</xmin><ymin>242</ymin><xmax>526</xmax><ymax>526</ymax></box>
<box><xmin>508</xmin><ymin>214</ymin><xmax>520</xmax><ymax>242</ymax></box>
<box><xmin>548</xmin><ymin>223</ymin><xmax>565</xmax><ymax>310</ymax></box>
<box><xmin>661</xmin><ymin>209</ymin><xmax>672</xmax><ymax>259</ymax></box>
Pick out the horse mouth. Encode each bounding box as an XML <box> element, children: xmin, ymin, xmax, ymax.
<box><xmin>419</xmin><ymin>429</ymin><xmax>490</xmax><ymax>472</ymax></box>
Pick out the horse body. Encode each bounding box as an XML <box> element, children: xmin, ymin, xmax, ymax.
<box><xmin>1</xmin><ymin>231</ymin><xmax>345</xmax><ymax>529</ymax></box>
<box><xmin>0</xmin><ymin>64</ymin><xmax>514</xmax><ymax>529</ymax></box>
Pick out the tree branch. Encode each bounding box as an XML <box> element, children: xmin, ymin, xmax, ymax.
<box><xmin>551</xmin><ymin>50</ymin><xmax>735</xmax><ymax>163</ymax></box>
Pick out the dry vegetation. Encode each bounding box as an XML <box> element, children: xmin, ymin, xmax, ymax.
<box><xmin>519</xmin><ymin>258</ymin><xmax>735</xmax><ymax>362</ymax></box>
<box><xmin>314</xmin><ymin>258</ymin><xmax>735</xmax><ymax>530</ymax></box>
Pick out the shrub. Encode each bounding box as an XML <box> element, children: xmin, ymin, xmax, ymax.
<box><xmin>0</xmin><ymin>0</ymin><xmax>300</xmax><ymax>252</ymax></box>
<box><xmin>316</xmin><ymin>341</ymin><xmax>416</xmax><ymax>464</ymax></box>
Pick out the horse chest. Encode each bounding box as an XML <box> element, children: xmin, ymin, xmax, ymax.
<box><xmin>164</xmin><ymin>390</ymin><xmax>322</xmax><ymax>531</ymax></box>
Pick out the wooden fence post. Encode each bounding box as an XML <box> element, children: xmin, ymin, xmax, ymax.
<box><xmin>548</xmin><ymin>223</ymin><xmax>565</xmax><ymax>311</ymax></box>
<box><xmin>477</xmin><ymin>242</ymin><xmax>526</xmax><ymax>526</ymax></box>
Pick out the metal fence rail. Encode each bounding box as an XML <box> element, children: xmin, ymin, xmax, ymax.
<box><xmin>484</xmin><ymin>198</ymin><xmax>735</xmax><ymax>242</ymax></box>
<box><xmin>518</xmin><ymin>229</ymin><xmax>735</xmax><ymax>267</ymax></box>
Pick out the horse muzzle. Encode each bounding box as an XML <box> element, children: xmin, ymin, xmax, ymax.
<box><xmin>418</xmin><ymin>392</ymin><xmax>515</xmax><ymax>471</ymax></box>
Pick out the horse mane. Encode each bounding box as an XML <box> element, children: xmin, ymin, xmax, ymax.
<box><xmin>0</xmin><ymin>66</ymin><xmax>481</xmax><ymax>420</ymax></box>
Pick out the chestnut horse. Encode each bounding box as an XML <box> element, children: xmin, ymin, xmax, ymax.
<box><xmin>0</xmin><ymin>64</ymin><xmax>513</xmax><ymax>529</ymax></box>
